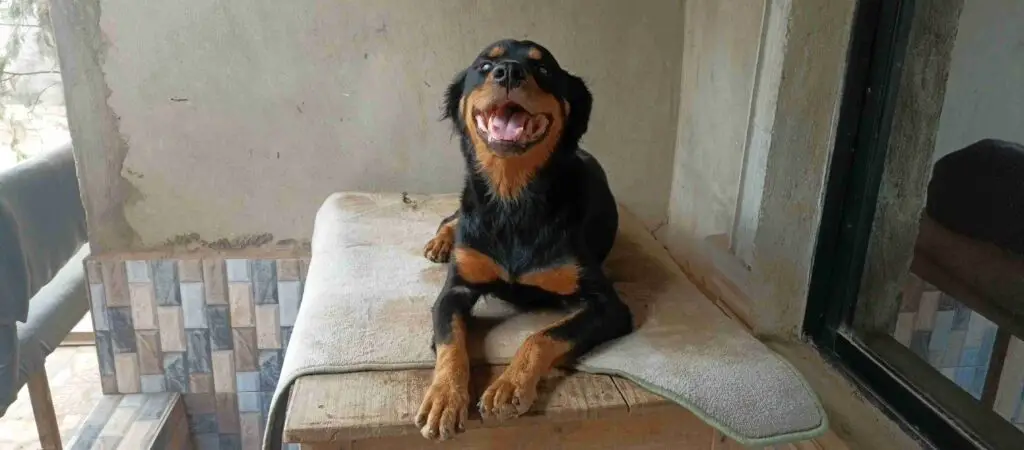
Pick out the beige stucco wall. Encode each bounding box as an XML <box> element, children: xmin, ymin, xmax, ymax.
<box><xmin>53</xmin><ymin>0</ymin><xmax>685</xmax><ymax>252</ymax></box>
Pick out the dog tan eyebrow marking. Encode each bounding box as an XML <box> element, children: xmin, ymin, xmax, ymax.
<box><xmin>488</xmin><ymin>46</ymin><xmax>505</xmax><ymax>58</ymax></box>
<box><xmin>527</xmin><ymin>47</ymin><xmax>543</xmax><ymax>60</ymax></box>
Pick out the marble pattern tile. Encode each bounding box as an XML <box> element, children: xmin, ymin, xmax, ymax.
<box><xmin>87</xmin><ymin>255</ymin><xmax>310</xmax><ymax>440</ymax></box>
<box><xmin>208</xmin><ymin>305</ymin><xmax>233</xmax><ymax>351</ymax></box>
<box><xmin>187</xmin><ymin>329</ymin><xmax>212</xmax><ymax>373</ymax></box>
<box><xmin>152</xmin><ymin>260</ymin><xmax>181</xmax><ymax>306</ymax></box>
<box><xmin>181</xmin><ymin>281</ymin><xmax>209</xmax><ymax>328</ymax></box>
<box><xmin>252</xmin><ymin>260</ymin><xmax>278</xmax><ymax>304</ymax></box>
<box><xmin>204</xmin><ymin>259</ymin><xmax>228</xmax><ymax>305</ymax></box>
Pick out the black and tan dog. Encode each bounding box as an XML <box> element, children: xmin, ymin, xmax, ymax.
<box><xmin>415</xmin><ymin>39</ymin><xmax>633</xmax><ymax>440</ymax></box>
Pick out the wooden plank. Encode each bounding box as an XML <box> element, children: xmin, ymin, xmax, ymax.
<box><xmin>609</xmin><ymin>377</ymin><xmax>672</xmax><ymax>414</ymax></box>
<box><xmin>348</xmin><ymin>404</ymin><xmax>713</xmax><ymax>450</ymax></box>
<box><xmin>284</xmin><ymin>366</ymin><xmax>630</xmax><ymax>444</ymax></box>
<box><xmin>27</xmin><ymin>369</ymin><xmax>63</xmax><ymax>450</ymax></box>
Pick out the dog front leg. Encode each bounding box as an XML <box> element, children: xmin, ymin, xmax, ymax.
<box><xmin>416</xmin><ymin>271</ymin><xmax>480</xmax><ymax>440</ymax></box>
<box><xmin>478</xmin><ymin>273</ymin><xmax>633</xmax><ymax>420</ymax></box>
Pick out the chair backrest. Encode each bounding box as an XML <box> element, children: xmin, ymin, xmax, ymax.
<box><xmin>0</xmin><ymin>143</ymin><xmax>87</xmax><ymax>324</ymax></box>
<box><xmin>927</xmin><ymin>138</ymin><xmax>1024</xmax><ymax>256</ymax></box>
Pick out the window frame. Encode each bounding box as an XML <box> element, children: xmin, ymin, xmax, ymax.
<box><xmin>803</xmin><ymin>0</ymin><xmax>1021</xmax><ymax>448</ymax></box>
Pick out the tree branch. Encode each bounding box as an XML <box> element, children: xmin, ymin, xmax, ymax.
<box><xmin>2</xmin><ymin>70</ymin><xmax>60</xmax><ymax>77</ymax></box>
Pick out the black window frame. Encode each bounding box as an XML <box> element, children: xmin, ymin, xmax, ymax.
<box><xmin>804</xmin><ymin>0</ymin><xmax>1021</xmax><ymax>449</ymax></box>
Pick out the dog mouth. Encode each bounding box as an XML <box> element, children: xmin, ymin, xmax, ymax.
<box><xmin>473</xmin><ymin>101</ymin><xmax>551</xmax><ymax>155</ymax></box>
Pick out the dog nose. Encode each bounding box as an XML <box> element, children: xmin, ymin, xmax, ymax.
<box><xmin>492</xmin><ymin>61</ymin><xmax>526</xmax><ymax>88</ymax></box>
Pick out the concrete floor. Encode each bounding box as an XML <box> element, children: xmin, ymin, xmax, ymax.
<box><xmin>0</xmin><ymin>345</ymin><xmax>102</xmax><ymax>449</ymax></box>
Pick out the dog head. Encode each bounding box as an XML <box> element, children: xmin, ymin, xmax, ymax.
<box><xmin>442</xmin><ymin>39</ymin><xmax>593</xmax><ymax>159</ymax></box>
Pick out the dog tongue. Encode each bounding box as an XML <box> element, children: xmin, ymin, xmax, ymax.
<box><xmin>490</xmin><ymin>111</ymin><xmax>528</xmax><ymax>141</ymax></box>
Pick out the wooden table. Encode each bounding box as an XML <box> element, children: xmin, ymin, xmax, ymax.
<box><xmin>282</xmin><ymin>365</ymin><xmax>824</xmax><ymax>450</ymax></box>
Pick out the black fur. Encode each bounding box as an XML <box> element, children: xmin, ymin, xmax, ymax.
<box><xmin>429</xmin><ymin>39</ymin><xmax>632</xmax><ymax>362</ymax></box>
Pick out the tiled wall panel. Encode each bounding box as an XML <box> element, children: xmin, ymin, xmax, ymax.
<box><xmin>86</xmin><ymin>257</ymin><xmax>309</xmax><ymax>448</ymax></box>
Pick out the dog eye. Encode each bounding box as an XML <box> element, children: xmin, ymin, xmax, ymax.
<box><xmin>479</xmin><ymin>62</ymin><xmax>493</xmax><ymax>72</ymax></box>
<box><xmin>537</xmin><ymin>65</ymin><xmax>549</xmax><ymax>76</ymax></box>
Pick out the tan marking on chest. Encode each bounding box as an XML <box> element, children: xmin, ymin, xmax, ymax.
<box><xmin>453</xmin><ymin>247</ymin><xmax>509</xmax><ymax>284</ymax></box>
<box><xmin>518</xmin><ymin>264</ymin><xmax>581</xmax><ymax>295</ymax></box>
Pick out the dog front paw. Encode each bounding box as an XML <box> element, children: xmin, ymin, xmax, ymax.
<box><xmin>478</xmin><ymin>374</ymin><xmax>537</xmax><ymax>421</ymax></box>
<box><xmin>423</xmin><ymin>235</ymin><xmax>454</xmax><ymax>263</ymax></box>
<box><xmin>415</xmin><ymin>379</ymin><xmax>470</xmax><ymax>440</ymax></box>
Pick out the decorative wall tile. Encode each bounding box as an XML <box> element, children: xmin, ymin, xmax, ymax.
<box><xmin>189</xmin><ymin>413</ymin><xmax>219</xmax><ymax>434</ymax></box>
<box><xmin>212</xmin><ymin>350</ymin><xmax>236</xmax><ymax>392</ymax></box>
<box><xmin>236</xmin><ymin>372</ymin><xmax>260</xmax><ymax>393</ymax></box>
<box><xmin>85</xmin><ymin>254</ymin><xmax>309</xmax><ymax>448</ymax></box>
<box><xmin>232</xmin><ymin>328</ymin><xmax>258</xmax><ymax>372</ymax></box>
<box><xmin>256</xmin><ymin>305</ymin><xmax>281</xmax><ymax>349</ymax></box>
<box><xmin>259</xmin><ymin>350</ymin><xmax>282</xmax><ymax>392</ymax></box>
<box><xmin>141</xmin><ymin>374</ymin><xmax>167</xmax><ymax>393</ymax></box>
<box><xmin>228</xmin><ymin>283</ymin><xmax>255</xmax><ymax>327</ymax></box>
<box><xmin>153</xmin><ymin>260</ymin><xmax>181</xmax><ymax>306</ymax></box>
<box><xmin>179</xmin><ymin>260</ymin><xmax>204</xmax><ymax>282</ymax></box>
<box><xmin>240</xmin><ymin>412</ymin><xmax>262</xmax><ymax>450</ymax></box>
<box><xmin>216</xmin><ymin>393</ymin><xmax>241</xmax><ymax>434</ymax></box>
<box><xmin>187</xmin><ymin>329</ymin><xmax>213</xmax><ymax>373</ymax></box>
<box><xmin>237</xmin><ymin>392</ymin><xmax>261</xmax><ymax>413</ymax></box>
<box><xmin>219</xmin><ymin>434</ymin><xmax>242</xmax><ymax>450</ymax></box>
<box><xmin>107</xmin><ymin>307</ymin><xmax>137</xmax><ymax>353</ymax></box>
<box><xmin>190</xmin><ymin>373</ymin><xmax>214</xmax><ymax>394</ymax></box>
<box><xmin>195</xmin><ymin>433</ymin><xmax>220</xmax><ymax>450</ymax></box>
<box><xmin>208</xmin><ymin>306</ymin><xmax>233</xmax><ymax>351</ymax></box>
<box><xmin>114</xmin><ymin>353</ymin><xmax>141</xmax><ymax>393</ymax></box>
<box><xmin>185</xmin><ymin>393</ymin><xmax>217</xmax><ymax>415</ymax></box>
<box><xmin>157</xmin><ymin>306</ymin><xmax>187</xmax><ymax>352</ymax></box>
<box><xmin>281</xmin><ymin>327</ymin><xmax>294</xmax><ymax>354</ymax></box>
<box><xmin>182</xmin><ymin>282</ymin><xmax>209</xmax><ymax>328</ymax></box>
<box><xmin>126</xmin><ymin>260</ymin><xmax>151</xmax><ymax>282</ymax></box>
<box><xmin>277</xmin><ymin>259</ymin><xmax>300</xmax><ymax>281</ymax></box>
<box><xmin>101</xmin><ymin>375</ymin><xmax>118</xmax><ymax>394</ymax></box>
<box><xmin>226</xmin><ymin>260</ymin><xmax>250</xmax><ymax>282</ymax></box>
<box><xmin>86</xmin><ymin>260</ymin><xmax>104</xmax><ymax>284</ymax></box>
<box><xmin>102</xmin><ymin>261</ymin><xmax>130</xmax><ymax>307</ymax></box>
<box><xmin>204</xmin><ymin>260</ymin><xmax>228</xmax><ymax>305</ymax></box>
<box><xmin>182</xmin><ymin>282</ymin><xmax>207</xmax><ymax>330</ymax></box>
<box><xmin>136</xmin><ymin>331</ymin><xmax>163</xmax><ymax>375</ymax></box>
<box><xmin>129</xmin><ymin>282</ymin><xmax>158</xmax><ymax>330</ymax></box>
<box><xmin>252</xmin><ymin>260</ymin><xmax>278</xmax><ymax>304</ymax></box>
<box><xmin>278</xmin><ymin>281</ymin><xmax>301</xmax><ymax>327</ymax></box>
<box><xmin>90</xmin><ymin>284</ymin><xmax>110</xmax><ymax>331</ymax></box>
<box><xmin>163</xmin><ymin>352</ymin><xmax>188</xmax><ymax>393</ymax></box>
<box><xmin>96</xmin><ymin>331</ymin><xmax>115</xmax><ymax>376</ymax></box>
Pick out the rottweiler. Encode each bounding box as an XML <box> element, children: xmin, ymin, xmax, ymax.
<box><xmin>415</xmin><ymin>39</ymin><xmax>633</xmax><ymax>441</ymax></box>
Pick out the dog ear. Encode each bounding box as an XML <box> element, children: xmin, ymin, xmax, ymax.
<box><xmin>441</xmin><ymin>70</ymin><xmax>467</xmax><ymax>124</ymax></box>
<box><xmin>563</xmin><ymin>74</ymin><xmax>593</xmax><ymax>146</ymax></box>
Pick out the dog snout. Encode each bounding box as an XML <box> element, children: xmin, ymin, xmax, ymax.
<box><xmin>492</xmin><ymin>61</ymin><xmax>526</xmax><ymax>89</ymax></box>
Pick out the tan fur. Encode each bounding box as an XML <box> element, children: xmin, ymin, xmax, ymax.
<box><xmin>416</xmin><ymin>315</ymin><xmax>471</xmax><ymax>440</ymax></box>
<box><xmin>518</xmin><ymin>263</ymin><xmax>580</xmax><ymax>295</ymax></box>
<box><xmin>527</xmin><ymin>47</ymin><xmax>543</xmax><ymax>60</ymax></box>
<box><xmin>454</xmin><ymin>247</ymin><xmax>509</xmax><ymax>284</ymax></box>
<box><xmin>488</xmin><ymin>46</ymin><xmax>505</xmax><ymax>58</ymax></box>
<box><xmin>462</xmin><ymin>75</ymin><xmax>566</xmax><ymax>200</ymax></box>
<box><xmin>423</xmin><ymin>218</ymin><xmax>458</xmax><ymax>262</ymax></box>
<box><xmin>479</xmin><ymin>311</ymin><xmax>579</xmax><ymax>420</ymax></box>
